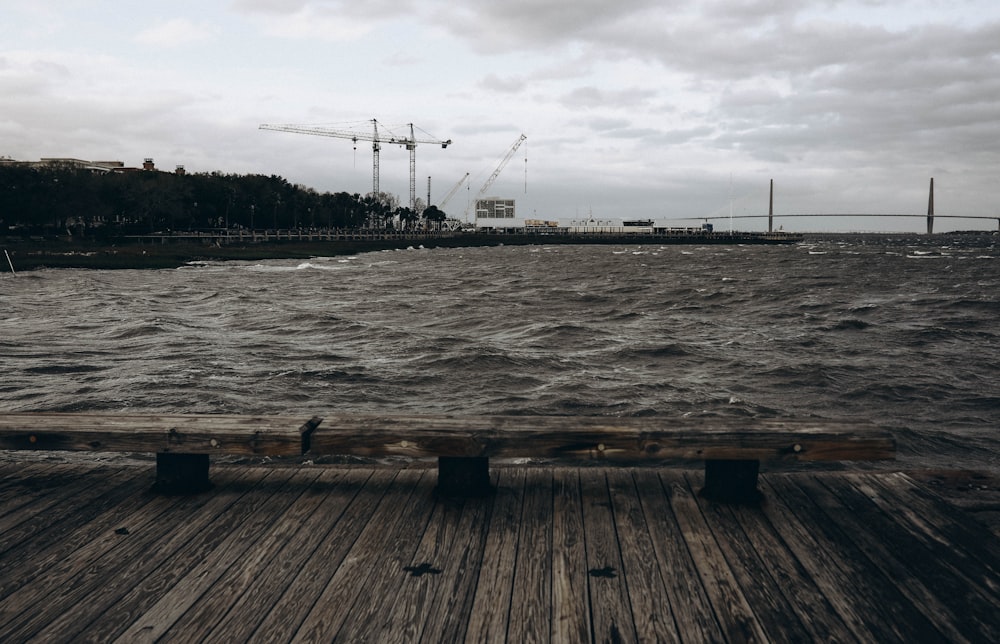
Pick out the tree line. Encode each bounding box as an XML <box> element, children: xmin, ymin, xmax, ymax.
<box><xmin>0</xmin><ymin>164</ymin><xmax>448</xmax><ymax>238</ymax></box>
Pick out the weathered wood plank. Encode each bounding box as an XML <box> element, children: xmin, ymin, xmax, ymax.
<box><xmin>202</xmin><ymin>468</ymin><xmax>371</xmax><ymax>642</ymax></box>
<box><xmin>506</xmin><ymin>468</ymin><xmax>555</xmax><ymax>643</ymax></box>
<box><xmin>580</xmin><ymin>468</ymin><xmax>638</xmax><ymax>643</ymax></box>
<box><xmin>465</xmin><ymin>467</ymin><xmax>526</xmax><ymax>642</ymax></box>
<box><xmin>666</xmin><ymin>472</ymin><xmax>767</xmax><ymax>643</ymax></box>
<box><xmin>551</xmin><ymin>468</ymin><xmax>591</xmax><ymax>643</ymax></box>
<box><xmin>635</xmin><ymin>470</ymin><xmax>725</xmax><ymax>641</ymax></box>
<box><xmin>29</xmin><ymin>467</ymin><xmax>303</xmax><ymax>643</ymax></box>
<box><xmin>245</xmin><ymin>468</ymin><xmax>384</xmax><ymax>643</ymax></box>
<box><xmin>761</xmin><ymin>474</ymin><xmax>946</xmax><ymax>641</ymax></box>
<box><xmin>100</xmin><ymin>468</ymin><xmax>272</xmax><ymax>643</ymax></box>
<box><xmin>605</xmin><ymin>469</ymin><xmax>681</xmax><ymax>641</ymax></box>
<box><xmin>0</xmin><ymin>462</ymin><xmax>60</xmax><ymax>508</ymax></box>
<box><xmin>814</xmin><ymin>473</ymin><xmax>1000</xmax><ymax>642</ymax></box>
<box><xmin>1</xmin><ymin>413</ymin><xmax>895</xmax><ymax>490</ymax></box>
<box><xmin>331</xmin><ymin>469</ymin><xmax>447</xmax><ymax>641</ymax></box>
<box><xmin>0</xmin><ymin>462</ymin><xmax>71</xmax><ymax>523</ymax></box>
<box><xmin>290</xmin><ymin>469</ymin><xmax>431</xmax><ymax>641</ymax></box>
<box><xmin>406</xmin><ymin>491</ymin><xmax>495</xmax><ymax>643</ymax></box>
<box><xmin>141</xmin><ymin>469</ymin><xmax>319</xmax><ymax>642</ymax></box>
<box><xmin>1</xmin><ymin>458</ymin><xmax>996</xmax><ymax>643</ymax></box>
<box><xmin>307</xmin><ymin>413</ymin><xmax>895</xmax><ymax>461</ymax></box>
<box><xmin>366</xmin><ymin>498</ymin><xmax>457</xmax><ymax>642</ymax></box>
<box><xmin>0</xmin><ymin>466</ymin><xmax>272</xmax><ymax>641</ymax></box>
<box><xmin>0</xmin><ymin>413</ymin><xmax>320</xmax><ymax>456</ymax></box>
<box><xmin>859</xmin><ymin>471</ymin><xmax>1000</xmax><ymax>572</ymax></box>
<box><xmin>0</xmin><ymin>468</ymin><xmax>157</xmax><ymax>601</ymax></box>
<box><xmin>0</xmin><ymin>465</ymin><xmax>131</xmax><ymax>552</ymax></box>
<box><xmin>375</xmin><ymin>480</ymin><xmax>494</xmax><ymax>642</ymax></box>
<box><xmin>687</xmin><ymin>471</ymin><xmax>814</xmax><ymax>642</ymax></box>
<box><xmin>101</xmin><ymin>471</ymin><xmax>318</xmax><ymax>642</ymax></box>
<box><xmin>724</xmin><ymin>493</ymin><xmax>856</xmax><ymax>641</ymax></box>
<box><xmin>755</xmin><ymin>474</ymin><xmax>888</xmax><ymax>641</ymax></box>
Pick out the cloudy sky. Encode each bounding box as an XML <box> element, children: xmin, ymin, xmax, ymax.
<box><xmin>2</xmin><ymin>0</ymin><xmax>998</xmax><ymax>231</ymax></box>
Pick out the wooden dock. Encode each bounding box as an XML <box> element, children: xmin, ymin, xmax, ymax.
<box><xmin>1</xmin><ymin>458</ymin><xmax>998</xmax><ymax>642</ymax></box>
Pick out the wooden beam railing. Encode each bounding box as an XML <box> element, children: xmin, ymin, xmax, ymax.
<box><xmin>0</xmin><ymin>413</ymin><xmax>895</xmax><ymax>502</ymax></box>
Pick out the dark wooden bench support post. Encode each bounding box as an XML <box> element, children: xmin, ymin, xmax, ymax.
<box><xmin>154</xmin><ymin>453</ymin><xmax>212</xmax><ymax>494</ymax></box>
<box><xmin>436</xmin><ymin>457</ymin><xmax>493</xmax><ymax>498</ymax></box>
<box><xmin>701</xmin><ymin>459</ymin><xmax>761</xmax><ymax>504</ymax></box>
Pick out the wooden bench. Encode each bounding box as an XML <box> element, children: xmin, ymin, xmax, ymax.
<box><xmin>0</xmin><ymin>412</ymin><xmax>895</xmax><ymax>502</ymax></box>
<box><xmin>0</xmin><ymin>413</ymin><xmax>321</xmax><ymax>494</ymax></box>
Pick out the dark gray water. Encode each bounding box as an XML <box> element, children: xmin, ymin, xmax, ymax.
<box><xmin>2</xmin><ymin>234</ymin><xmax>998</xmax><ymax>468</ymax></box>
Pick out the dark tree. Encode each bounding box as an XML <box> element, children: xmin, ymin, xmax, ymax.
<box><xmin>0</xmin><ymin>163</ymin><xmax>401</xmax><ymax>237</ymax></box>
<box><xmin>422</xmin><ymin>205</ymin><xmax>447</xmax><ymax>229</ymax></box>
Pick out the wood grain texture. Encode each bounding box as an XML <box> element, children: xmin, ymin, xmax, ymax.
<box><xmin>0</xmin><ymin>413</ymin><xmax>895</xmax><ymax>465</ymax></box>
<box><xmin>464</xmin><ymin>468</ymin><xmax>526</xmax><ymax>642</ymax></box>
<box><xmin>195</xmin><ymin>468</ymin><xmax>362</xmax><ymax>642</ymax></box>
<box><xmin>724</xmin><ymin>494</ymin><xmax>856</xmax><ymax>642</ymax></box>
<box><xmin>290</xmin><ymin>469</ymin><xmax>431</xmax><ymax>642</ymax></box>
<box><xmin>1</xmin><ymin>467</ymin><xmax>282</xmax><ymax>641</ymax></box>
<box><xmin>816</xmin><ymin>473</ymin><xmax>1000</xmax><ymax>642</ymax></box>
<box><xmin>114</xmin><ymin>468</ymin><xmax>324</xmax><ymax>643</ymax></box>
<box><xmin>0</xmin><ymin>413</ymin><xmax>320</xmax><ymax>456</ymax></box>
<box><xmin>396</xmin><ymin>489</ymin><xmax>494</xmax><ymax>644</ymax></box>
<box><xmin>667</xmin><ymin>473</ymin><xmax>767</xmax><ymax>643</ymax></box>
<box><xmin>506</xmin><ymin>469</ymin><xmax>555</xmax><ymax>644</ymax></box>
<box><xmin>605</xmin><ymin>469</ymin><xmax>681</xmax><ymax>641</ymax></box>
<box><xmin>551</xmin><ymin>468</ymin><xmax>591</xmax><ymax>642</ymax></box>
<box><xmin>1</xmin><ymin>459</ymin><xmax>995</xmax><ymax>642</ymax></box>
<box><xmin>245</xmin><ymin>468</ymin><xmax>383</xmax><ymax>643</ymax></box>
<box><xmin>760</xmin><ymin>474</ymin><xmax>944</xmax><ymax>642</ymax></box>
<box><xmin>308</xmin><ymin>413</ymin><xmax>896</xmax><ymax>461</ymax></box>
<box><xmin>636</xmin><ymin>470</ymin><xmax>726</xmax><ymax>641</ymax></box>
<box><xmin>580</xmin><ymin>468</ymin><xmax>638</xmax><ymax>643</ymax></box>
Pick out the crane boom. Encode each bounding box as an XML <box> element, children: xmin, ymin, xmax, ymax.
<box><xmin>466</xmin><ymin>134</ymin><xmax>526</xmax><ymax>222</ymax></box>
<box><xmin>476</xmin><ymin>134</ymin><xmax>526</xmax><ymax>200</ymax></box>
<box><xmin>259</xmin><ymin>120</ymin><xmax>451</xmax><ymax>208</ymax></box>
<box><xmin>438</xmin><ymin>172</ymin><xmax>470</xmax><ymax>209</ymax></box>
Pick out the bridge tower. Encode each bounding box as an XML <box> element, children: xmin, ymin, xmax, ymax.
<box><xmin>927</xmin><ymin>177</ymin><xmax>934</xmax><ymax>234</ymax></box>
<box><xmin>768</xmin><ymin>179</ymin><xmax>774</xmax><ymax>233</ymax></box>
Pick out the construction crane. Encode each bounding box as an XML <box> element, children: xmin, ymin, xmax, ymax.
<box><xmin>467</xmin><ymin>134</ymin><xmax>527</xmax><ymax>221</ymax></box>
<box><xmin>258</xmin><ymin>120</ymin><xmax>451</xmax><ymax>209</ymax></box>
<box><xmin>437</xmin><ymin>172</ymin><xmax>470</xmax><ymax>210</ymax></box>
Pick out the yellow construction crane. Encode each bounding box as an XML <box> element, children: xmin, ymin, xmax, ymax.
<box><xmin>259</xmin><ymin>120</ymin><xmax>451</xmax><ymax>209</ymax></box>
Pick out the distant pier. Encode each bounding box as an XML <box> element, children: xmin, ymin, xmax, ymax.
<box><xmin>124</xmin><ymin>227</ymin><xmax>803</xmax><ymax>246</ymax></box>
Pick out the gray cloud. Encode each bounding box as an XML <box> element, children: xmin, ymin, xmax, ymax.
<box><xmin>479</xmin><ymin>73</ymin><xmax>528</xmax><ymax>94</ymax></box>
<box><xmin>558</xmin><ymin>86</ymin><xmax>659</xmax><ymax>110</ymax></box>
<box><xmin>3</xmin><ymin>0</ymin><xmax>997</xmax><ymax>228</ymax></box>
<box><xmin>433</xmin><ymin>0</ymin><xmax>664</xmax><ymax>53</ymax></box>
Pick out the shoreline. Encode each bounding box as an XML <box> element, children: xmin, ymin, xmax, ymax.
<box><xmin>2</xmin><ymin>229</ymin><xmax>995</xmax><ymax>272</ymax></box>
<box><xmin>2</xmin><ymin>229</ymin><xmax>808</xmax><ymax>271</ymax></box>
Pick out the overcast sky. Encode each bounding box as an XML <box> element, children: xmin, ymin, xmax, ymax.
<box><xmin>2</xmin><ymin>0</ymin><xmax>998</xmax><ymax>232</ymax></box>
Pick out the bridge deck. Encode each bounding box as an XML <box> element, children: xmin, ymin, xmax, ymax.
<box><xmin>1</xmin><ymin>458</ymin><xmax>998</xmax><ymax>642</ymax></box>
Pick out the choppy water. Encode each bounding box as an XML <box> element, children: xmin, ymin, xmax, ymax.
<box><xmin>2</xmin><ymin>234</ymin><xmax>998</xmax><ymax>468</ymax></box>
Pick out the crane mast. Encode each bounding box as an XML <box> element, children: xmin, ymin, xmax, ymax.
<box><xmin>259</xmin><ymin>120</ymin><xmax>451</xmax><ymax>209</ymax></box>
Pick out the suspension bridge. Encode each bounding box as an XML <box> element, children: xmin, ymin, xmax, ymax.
<box><xmin>681</xmin><ymin>179</ymin><xmax>999</xmax><ymax>234</ymax></box>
